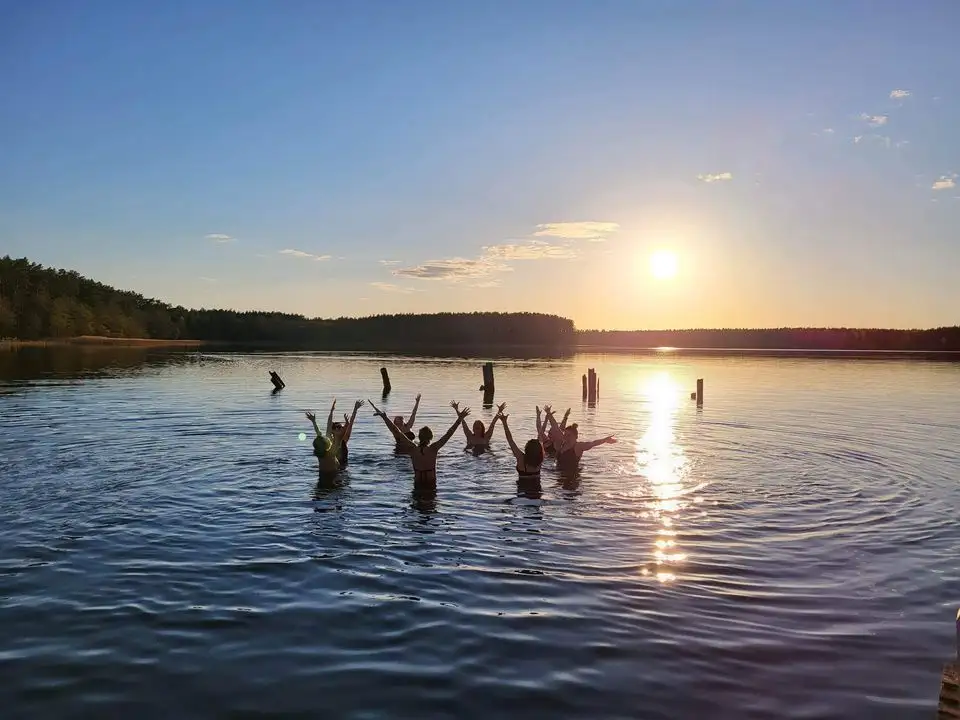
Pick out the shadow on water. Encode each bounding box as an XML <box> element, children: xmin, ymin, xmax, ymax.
<box><xmin>0</xmin><ymin>346</ymin><xmax>187</xmax><ymax>383</ymax></box>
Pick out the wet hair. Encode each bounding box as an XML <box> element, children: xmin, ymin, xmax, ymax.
<box><xmin>523</xmin><ymin>439</ymin><xmax>544</xmax><ymax>468</ymax></box>
<box><xmin>393</xmin><ymin>415</ymin><xmax>404</xmax><ymax>426</ymax></box>
<box><xmin>472</xmin><ymin>420</ymin><xmax>485</xmax><ymax>436</ymax></box>
<box><xmin>567</xmin><ymin>423</ymin><xmax>579</xmax><ymax>436</ymax></box>
<box><xmin>417</xmin><ymin>426</ymin><xmax>433</xmax><ymax>447</ymax></box>
<box><xmin>332</xmin><ymin>422</ymin><xmax>344</xmax><ymax>434</ymax></box>
<box><xmin>313</xmin><ymin>435</ymin><xmax>332</xmax><ymax>459</ymax></box>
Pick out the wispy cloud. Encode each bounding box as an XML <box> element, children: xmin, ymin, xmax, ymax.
<box><xmin>822</xmin><ymin>128</ymin><xmax>835</xmax><ymax>134</ymax></box>
<box><xmin>889</xmin><ymin>89</ymin><xmax>911</xmax><ymax>100</ymax></box>
<box><xmin>279</xmin><ymin>248</ymin><xmax>332</xmax><ymax>261</ymax></box>
<box><xmin>697</xmin><ymin>172</ymin><xmax>733</xmax><ymax>183</ymax></box>
<box><xmin>392</xmin><ymin>257</ymin><xmax>504</xmax><ymax>281</ymax></box>
<box><xmin>482</xmin><ymin>239</ymin><xmax>577</xmax><ymax>260</ymax></box>
<box><xmin>532</xmin><ymin>221</ymin><xmax>620</xmax><ymax>242</ymax></box>
<box><xmin>853</xmin><ymin>134</ymin><xmax>892</xmax><ymax>148</ymax></box>
<box><xmin>390</xmin><ymin>221</ymin><xmax>612</xmax><ymax>283</ymax></box>
<box><xmin>378</xmin><ymin>259</ymin><xmax>402</xmax><ymax>266</ymax></box>
<box><xmin>199</xmin><ymin>276</ymin><xmax>218</xmax><ymax>283</ymax></box>
<box><xmin>860</xmin><ymin>113</ymin><xmax>889</xmax><ymax>127</ymax></box>
<box><xmin>932</xmin><ymin>174</ymin><xmax>957</xmax><ymax>191</ymax></box>
<box><xmin>370</xmin><ymin>282</ymin><xmax>422</xmax><ymax>294</ymax></box>
<box><xmin>205</xmin><ymin>233</ymin><xmax>234</xmax><ymax>243</ymax></box>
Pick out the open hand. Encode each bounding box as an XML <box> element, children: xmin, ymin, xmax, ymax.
<box><xmin>305</xmin><ymin>411</ymin><xmax>316</xmax><ymax>422</ymax></box>
<box><xmin>543</xmin><ymin>404</ymin><xmax>553</xmax><ymax>415</ymax></box>
<box><xmin>343</xmin><ymin>414</ymin><xmax>350</xmax><ymax>424</ymax></box>
<box><xmin>498</xmin><ymin>412</ymin><xmax>509</xmax><ymax>423</ymax></box>
<box><xmin>496</xmin><ymin>402</ymin><xmax>507</xmax><ymax>413</ymax></box>
<box><xmin>458</xmin><ymin>406</ymin><xmax>471</xmax><ymax>419</ymax></box>
<box><xmin>354</xmin><ymin>399</ymin><xmax>365</xmax><ymax>410</ymax></box>
<box><xmin>450</xmin><ymin>401</ymin><xmax>460</xmax><ymax>412</ymax></box>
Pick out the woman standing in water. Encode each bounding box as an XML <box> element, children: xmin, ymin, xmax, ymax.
<box><xmin>390</xmin><ymin>393</ymin><xmax>422</xmax><ymax>445</ymax></box>
<box><xmin>544</xmin><ymin>407</ymin><xmax>617</xmax><ymax>474</ymax></box>
<box><xmin>541</xmin><ymin>405</ymin><xmax>571</xmax><ymax>455</ymax></box>
<box><xmin>368</xmin><ymin>399</ymin><xmax>470</xmax><ymax>485</ymax></box>
<box><xmin>334</xmin><ymin>399</ymin><xmax>365</xmax><ymax>468</ymax></box>
<box><xmin>453</xmin><ymin>401</ymin><xmax>505</xmax><ymax>453</ymax></box>
<box><xmin>498</xmin><ymin>409</ymin><xmax>545</xmax><ymax>484</ymax></box>
<box><xmin>306</xmin><ymin>399</ymin><xmax>344</xmax><ymax>478</ymax></box>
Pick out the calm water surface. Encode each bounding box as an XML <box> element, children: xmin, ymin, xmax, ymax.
<box><xmin>1</xmin><ymin>348</ymin><xmax>958</xmax><ymax>719</ymax></box>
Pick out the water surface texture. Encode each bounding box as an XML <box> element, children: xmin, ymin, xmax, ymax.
<box><xmin>1</xmin><ymin>349</ymin><xmax>958</xmax><ymax>719</ymax></box>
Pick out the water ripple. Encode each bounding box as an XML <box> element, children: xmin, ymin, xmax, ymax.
<box><xmin>1</xmin><ymin>351</ymin><xmax>959</xmax><ymax>719</ymax></box>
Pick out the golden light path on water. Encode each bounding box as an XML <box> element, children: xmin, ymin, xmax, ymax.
<box><xmin>635</xmin><ymin>371</ymin><xmax>693</xmax><ymax>583</ymax></box>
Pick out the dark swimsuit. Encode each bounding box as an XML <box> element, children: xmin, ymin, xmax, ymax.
<box><xmin>517</xmin><ymin>461</ymin><xmax>541</xmax><ymax>479</ymax></box>
<box><xmin>338</xmin><ymin>442</ymin><xmax>348</xmax><ymax>468</ymax></box>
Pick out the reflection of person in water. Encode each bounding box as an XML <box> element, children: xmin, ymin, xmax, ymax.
<box><xmin>368</xmin><ymin>399</ymin><xmax>469</xmax><ymax>487</ymax></box>
<box><xmin>544</xmin><ymin>407</ymin><xmax>617</xmax><ymax>475</ymax></box>
<box><xmin>454</xmin><ymin>401</ymin><xmax>504</xmax><ymax>454</ymax></box>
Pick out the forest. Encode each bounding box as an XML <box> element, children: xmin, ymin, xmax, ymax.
<box><xmin>0</xmin><ymin>256</ymin><xmax>574</xmax><ymax>349</ymax></box>
<box><xmin>1</xmin><ymin>255</ymin><xmax>957</xmax><ymax>351</ymax></box>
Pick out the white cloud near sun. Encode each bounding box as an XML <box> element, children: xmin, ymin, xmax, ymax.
<box><xmin>279</xmin><ymin>248</ymin><xmax>332</xmax><ymax>261</ymax></box>
<box><xmin>697</xmin><ymin>172</ymin><xmax>733</xmax><ymax>183</ymax></box>
<box><xmin>205</xmin><ymin>233</ymin><xmax>234</xmax><ymax>243</ymax></box>
<box><xmin>889</xmin><ymin>89</ymin><xmax>910</xmax><ymax>100</ymax></box>
<box><xmin>532</xmin><ymin>221</ymin><xmax>620</xmax><ymax>242</ymax></box>
<box><xmin>932</xmin><ymin>174</ymin><xmax>957</xmax><ymax>191</ymax></box>
<box><xmin>389</xmin><ymin>221</ymin><xmax>615</xmax><ymax>283</ymax></box>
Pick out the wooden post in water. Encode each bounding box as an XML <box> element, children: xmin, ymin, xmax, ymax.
<box><xmin>582</xmin><ymin>374</ymin><xmax>587</xmax><ymax>401</ymax></box>
<box><xmin>587</xmin><ymin>368</ymin><xmax>597</xmax><ymax>404</ymax></box>
<box><xmin>936</xmin><ymin>609</ymin><xmax>960</xmax><ymax>719</ymax></box>
<box><xmin>380</xmin><ymin>367</ymin><xmax>392</xmax><ymax>396</ymax></box>
<box><xmin>480</xmin><ymin>362</ymin><xmax>495</xmax><ymax>408</ymax></box>
<box><xmin>696</xmin><ymin>378</ymin><xmax>704</xmax><ymax>407</ymax></box>
<box><xmin>269</xmin><ymin>371</ymin><xmax>285</xmax><ymax>391</ymax></box>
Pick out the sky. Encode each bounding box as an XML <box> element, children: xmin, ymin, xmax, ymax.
<box><xmin>1</xmin><ymin>0</ymin><xmax>958</xmax><ymax>331</ymax></box>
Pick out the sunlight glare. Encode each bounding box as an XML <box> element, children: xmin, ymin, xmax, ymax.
<box><xmin>649</xmin><ymin>250</ymin><xmax>678</xmax><ymax>280</ymax></box>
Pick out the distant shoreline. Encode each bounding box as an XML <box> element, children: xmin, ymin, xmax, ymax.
<box><xmin>2</xmin><ymin>336</ymin><xmax>959</xmax><ymax>361</ymax></box>
<box><xmin>0</xmin><ymin>336</ymin><xmax>205</xmax><ymax>349</ymax></box>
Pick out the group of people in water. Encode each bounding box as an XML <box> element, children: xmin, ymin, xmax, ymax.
<box><xmin>304</xmin><ymin>394</ymin><xmax>617</xmax><ymax>488</ymax></box>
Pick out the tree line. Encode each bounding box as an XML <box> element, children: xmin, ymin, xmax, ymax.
<box><xmin>2</xmin><ymin>256</ymin><xmax>956</xmax><ymax>351</ymax></box>
<box><xmin>0</xmin><ymin>256</ymin><xmax>574</xmax><ymax>349</ymax></box>
<box><xmin>578</xmin><ymin>327</ymin><xmax>960</xmax><ymax>352</ymax></box>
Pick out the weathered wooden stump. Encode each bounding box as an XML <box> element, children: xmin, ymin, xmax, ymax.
<box><xmin>380</xmin><ymin>367</ymin><xmax>392</xmax><ymax>396</ymax></box>
<box><xmin>269</xmin><ymin>371</ymin><xmax>285</xmax><ymax>391</ymax></box>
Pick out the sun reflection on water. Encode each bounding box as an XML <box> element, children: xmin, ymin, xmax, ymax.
<box><xmin>636</xmin><ymin>371</ymin><xmax>690</xmax><ymax>583</ymax></box>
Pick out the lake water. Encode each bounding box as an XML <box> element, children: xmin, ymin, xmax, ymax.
<box><xmin>1</xmin><ymin>347</ymin><xmax>958</xmax><ymax>719</ymax></box>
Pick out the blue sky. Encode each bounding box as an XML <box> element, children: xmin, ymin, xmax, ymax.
<box><xmin>1</xmin><ymin>0</ymin><xmax>958</xmax><ymax>330</ymax></box>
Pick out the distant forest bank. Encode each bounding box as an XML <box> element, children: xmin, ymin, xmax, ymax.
<box><xmin>1</xmin><ymin>256</ymin><xmax>958</xmax><ymax>354</ymax></box>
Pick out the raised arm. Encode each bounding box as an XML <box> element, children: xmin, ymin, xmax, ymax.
<box><xmin>405</xmin><ymin>393</ymin><xmax>422</xmax><ymax>430</ymax></box>
<box><xmin>368</xmin><ymin>399</ymin><xmax>416</xmax><ymax>450</ymax></box>
<box><xmin>500</xmin><ymin>414</ymin><xmax>523</xmax><ymax>461</ymax></box>
<box><xmin>577</xmin><ymin>435</ymin><xmax>617</xmax><ymax>453</ymax></box>
<box><xmin>305</xmin><ymin>411</ymin><xmax>322</xmax><ymax>437</ymax></box>
<box><xmin>451</xmin><ymin>402</ymin><xmax>472</xmax><ymax>441</ymax></box>
<box><xmin>544</xmin><ymin>407</ymin><xmax>562</xmax><ymax>435</ymax></box>
<box><xmin>432</xmin><ymin>403</ymin><xmax>470</xmax><ymax>452</ymax></box>
<box><xmin>485</xmin><ymin>402</ymin><xmax>506</xmax><ymax>441</ymax></box>
<box><xmin>559</xmin><ymin>408</ymin><xmax>571</xmax><ymax>431</ymax></box>
<box><xmin>535</xmin><ymin>406</ymin><xmax>545</xmax><ymax>437</ymax></box>
<box><xmin>325</xmin><ymin>399</ymin><xmax>337</xmax><ymax>437</ymax></box>
<box><xmin>343</xmin><ymin>400</ymin><xmax>364</xmax><ymax>442</ymax></box>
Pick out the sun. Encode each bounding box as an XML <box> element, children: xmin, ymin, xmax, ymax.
<box><xmin>649</xmin><ymin>250</ymin><xmax>678</xmax><ymax>280</ymax></box>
